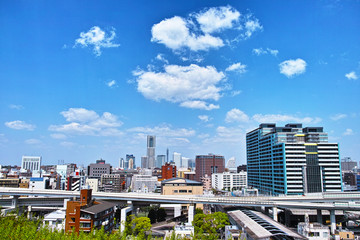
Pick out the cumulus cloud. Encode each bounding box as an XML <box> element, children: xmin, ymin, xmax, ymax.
<box><xmin>5</xmin><ymin>120</ymin><xmax>35</xmax><ymax>131</ymax></box>
<box><xmin>156</xmin><ymin>54</ymin><xmax>169</xmax><ymax>64</ymax></box>
<box><xmin>252</xmin><ymin>114</ymin><xmax>321</xmax><ymax>124</ymax></box>
<box><xmin>151</xmin><ymin>6</ymin><xmax>261</xmax><ymax>52</ymax></box>
<box><xmin>343</xmin><ymin>128</ymin><xmax>354</xmax><ymax>136</ymax></box>
<box><xmin>106</xmin><ymin>80</ymin><xmax>116</xmax><ymax>88</ymax></box>
<box><xmin>135</xmin><ymin>64</ymin><xmax>225</xmax><ymax>110</ymax></box>
<box><xmin>195</xmin><ymin>6</ymin><xmax>240</xmax><ymax>34</ymax></box>
<box><xmin>253</xmin><ymin>47</ymin><xmax>279</xmax><ymax>56</ymax></box>
<box><xmin>74</xmin><ymin>26</ymin><xmax>120</xmax><ymax>56</ymax></box>
<box><xmin>279</xmin><ymin>58</ymin><xmax>307</xmax><ymax>78</ymax></box>
<box><xmin>225</xmin><ymin>62</ymin><xmax>247</xmax><ymax>73</ymax></box>
<box><xmin>345</xmin><ymin>71</ymin><xmax>358</xmax><ymax>80</ymax></box>
<box><xmin>330</xmin><ymin>113</ymin><xmax>347</xmax><ymax>121</ymax></box>
<box><xmin>225</xmin><ymin>108</ymin><xmax>249</xmax><ymax>123</ymax></box>
<box><xmin>198</xmin><ymin>115</ymin><xmax>210</xmax><ymax>122</ymax></box>
<box><xmin>49</xmin><ymin>108</ymin><xmax>123</xmax><ymax>136</ymax></box>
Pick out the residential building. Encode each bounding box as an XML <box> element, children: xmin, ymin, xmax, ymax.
<box><xmin>162</xmin><ymin>162</ymin><xmax>177</xmax><ymax>180</ymax></box>
<box><xmin>65</xmin><ymin>189</ymin><xmax>116</xmax><ymax>234</ymax></box>
<box><xmin>87</xmin><ymin>159</ymin><xmax>111</xmax><ymax>179</ymax></box>
<box><xmin>100</xmin><ymin>174</ymin><xmax>121</xmax><ymax>192</ymax></box>
<box><xmin>0</xmin><ymin>178</ymin><xmax>20</xmax><ymax>188</ymax></box>
<box><xmin>21</xmin><ymin>156</ymin><xmax>41</xmax><ymax>176</ymax></box>
<box><xmin>173</xmin><ymin>152</ymin><xmax>182</xmax><ymax>168</ymax></box>
<box><xmin>161</xmin><ymin>178</ymin><xmax>203</xmax><ymax>195</ymax></box>
<box><xmin>247</xmin><ymin>123</ymin><xmax>342</xmax><ymax>195</ymax></box>
<box><xmin>43</xmin><ymin>209</ymin><xmax>66</xmax><ymax>231</ymax></box>
<box><xmin>200</xmin><ymin>174</ymin><xmax>212</xmax><ymax>191</ymax></box>
<box><xmin>147</xmin><ymin>135</ymin><xmax>156</xmax><ymax>168</ymax></box>
<box><xmin>156</xmin><ymin>155</ymin><xmax>166</xmax><ymax>168</ymax></box>
<box><xmin>195</xmin><ymin>154</ymin><xmax>225</xmax><ymax>182</ymax></box>
<box><xmin>212</xmin><ymin>171</ymin><xmax>247</xmax><ymax>191</ymax></box>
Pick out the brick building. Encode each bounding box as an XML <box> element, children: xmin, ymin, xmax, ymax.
<box><xmin>162</xmin><ymin>162</ymin><xmax>177</xmax><ymax>180</ymax></box>
<box><xmin>195</xmin><ymin>154</ymin><xmax>225</xmax><ymax>182</ymax></box>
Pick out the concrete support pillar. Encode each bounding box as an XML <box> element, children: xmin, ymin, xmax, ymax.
<box><xmin>188</xmin><ymin>205</ymin><xmax>195</xmax><ymax>224</ymax></box>
<box><xmin>264</xmin><ymin>207</ymin><xmax>270</xmax><ymax>215</ymax></box>
<box><xmin>330</xmin><ymin>210</ymin><xmax>336</xmax><ymax>234</ymax></box>
<box><xmin>27</xmin><ymin>205</ymin><xmax>32</xmax><ymax>219</ymax></box>
<box><xmin>273</xmin><ymin>206</ymin><xmax>278</xmax><ymax>221</ymax></box>
<box><xmin>11</xmin><ymin>195</ymin><xmax>19</xmax><ymax>208</ymax></box>
<box><xmin>120</xmin><ymin>201</ymin><xmax>133</xmax><ymax>233</ymax></box>
<box><xmin>317</xmin><ymin>209</ymin><xmax>323</xmax><ymax>224</ymax></box>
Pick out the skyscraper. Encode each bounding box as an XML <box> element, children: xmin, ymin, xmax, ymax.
<box><xmin>246</xmin><ymin>123</ymin><xmax>342</xmax><ymax>195</ymax></box>
<box><xmin>156</xmin><ymin>155</ymin><xmax>166</xmax><ymax>168</ymax></box>
<box><xmin>141</xmin><ymin>156</ymin><xmax>148</xmax><ymax>169</ymax></box>
<box><xmin>195</xmin><ymin>154</ymin><xmax>225</xmax><ymax>182</ymax></box>
<box><xmin>147</xmin><ymin>135</ymin><xmax>156</xmax><ymax>169</ymax></box>
<box><xmin>126</xmin><ymin>154</ymin><xmax>135</xmax><ymax>169</ymax></box>
<box><xmin>173</xmin><ymin>152</ymin><xmax>182</xmax><ymax>167</ymax></box>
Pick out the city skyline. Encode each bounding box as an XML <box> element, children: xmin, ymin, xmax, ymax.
<box><xmin>1</xmin><ymin>1</ymin><xmax>359</xmax><ymax>167</ymax></box>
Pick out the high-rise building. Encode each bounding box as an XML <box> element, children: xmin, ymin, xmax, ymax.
<box><xmin>126</xmin><ymin>154</ymin><xmax>135</xmax><ymax>169</ymax></box>
<box><xmin>195</xmin><ymin>154</ymin><xmax>225</xmax><ymax>182</ymax></box>
<box><xmin>156</xmin><ymin>155</ymin><xmax>166</xmax><ymax>168</ymax></box>
<box><xmin>212</xmin><ymin>172</ymin><xmax>247</xmax><ymax>191</ymax></box>
<box><xmin>147</xmin><ymin>136</ymin><xmax>156</xmax><ymax>168</ymax></box>
<box><xmin>119</xmin><ymin>158</ymin><xmax>125</xmax><ymax>169</ymax></box>
<box><xmin>181</xmin><ymin>157</ymin><xmax>189</xmax><ymax>168</ymax></box>
<box><xmin>246</xmin><ymin>123</ymin><xmax>342</xmax><ymax>195</ymax></box>
<box><xmin>341</xmin><ymin>157</ymin><xmax>357</xmax><ymax>172</ymax></box>
<box><xmin>173</xmin><ymin>152</ymin><xmax>182</xmax><ymax>168</ymax></box>
<box><xmin>22</xmin><ymin>156</ymin><xmax>41</xmax><ymax>175</ymax></box>
<box><xmin>141</xmin><ymin>156</ymin><xmax>148</xmax><ymax>169</ymax></box>
<box><xmin>166</xmin><ymin>148</ymin><xmax>169</xmax><ymax>163</ymax></box>
<box><xmin>162</xmin><ymin>162</ymin><xmax>177</xmax><ymax>180</ymax></box>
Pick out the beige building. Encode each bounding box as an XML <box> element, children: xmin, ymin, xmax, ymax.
<box><xmin>177</xmin><ymin>168</ymin><xmax>191</xmax><ymax>178</ymax></box>
<box><xmin>161</xmin><ymin>178</ymin><xmax>203</xmax><ymax>195</ymax></box>
<box><xmin>85</xmin><ymin>178</ymin><xmax>98</xmax><ymax>192</ymax></box>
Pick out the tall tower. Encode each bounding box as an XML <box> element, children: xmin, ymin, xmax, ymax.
<box><xmin>246</xmin><ymin>123</ymin><xmax>342</xmax><ymax>195</ymax></box>
<box><xmin>147</xmin><ymin>135</ymin><xmax>156</xmax><ymax>168</ymax></box>
<box><xmin>166</xmin><ymin>148</ymin><xmax>169</xmax><ymax>163</ymax></box>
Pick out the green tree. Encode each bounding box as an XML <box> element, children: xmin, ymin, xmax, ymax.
<box><xmin>195</xmin><ymin>208</ymin><xmax>203</xmax><ymax>215</ymax></box>
<box><xmin>131</xmin><ymin>217</ymin><xmax>151</xmax><ymax>239</ymax></box>
<box><xmin>156</xmin><ymin>208</ymin><xmax>167</xmax><ymax>222</ymax></box>
<box><xmin>192</xmin><ymin>211</ymin><xmax>229</xmax><ymax>238</ymax></box>
<box><xmin>148</xmin><ymin>208</ymin><xmax>157</xmax><ymax>224</ymax></box>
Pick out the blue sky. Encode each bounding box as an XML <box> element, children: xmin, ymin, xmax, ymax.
<box><xmin>1</xmin><ymin>0</ymin><xmax>359</xmax><ymax>167</ymax></box>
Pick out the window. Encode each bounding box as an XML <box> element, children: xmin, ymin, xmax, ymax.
<box><xmin>174</xmin><ymin>190</ymin><xmax>178</xmax><ymax>193</ymax></box>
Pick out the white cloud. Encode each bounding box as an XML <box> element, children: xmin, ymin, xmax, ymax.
<box><xmin>225</xmin><ymin>62</ymin><xmax>247</xmax><ymax>73</ymax></box>
<box><xmin>5</xmin><ymin>120</ymin><xmax>35</xmax><ymax>131</ymax></box>
<box><xmin>25</xmin><ymin>138</ymin><xmax>42</xmax><ymax>145</ymax></box>
<box><xmin>198</xmin><ymin>133</ymin><xmax>210</xmax><ymax>138</ymax></box>
<box><xmin>195</xmin><ymin>6</ymin><xmax>240</xmax><ymax>34</ymax></box>
<box><xmin>279</xmin><ymin>58</ymin><xmax>307</xmax><ymax>78</ymax></box>
<box><xmin>230</xmin><ymin>90</ymin><xmax>242</xmax><ymax>97</ymax></box>
<box><xmin>128</xmin><ymin>124</ymin><xmax>195</xmax><ymax>137</ymax></box>
<box><xmin>253</xmin><ymin>47</ymin><xmax>278</xmax><ymax>56</ymax></box>
<box><xmin>50</xmin><ymin>133</ymin><xmax>67</xmax><ymax>139</ymax></box>
<box><xmin>106</xmin><ymin>80</ymin><xmax>116</xmax><ymax>87</ymax></box>
<box><xmin>345</xmin><ymin>71</ymin><xmax>358</xmax><ymax>80</ymax></box>
<box><xmin>49</xmin><ymin>108</ymin><xmax>123</xmax><ymax>136</ymax></box>
<box><xmin>225</xmin><ymin>108</ymin><xmax>249</xmax><ymax>123</ymax></box>
<box><xmin>243</xmin><ymin>16</ymin><xmax>263</xmax><ymax>39</ymax></box>
<box><xmin>330</xmin><ymin>113</ymin><xmax>347</xmax><ymax>121</ymax></box>
<box><xmin>343</xmin><ymin>128</ymin><xmax>354</xmax><ymax>136</ymax></box>
<box><xmin>151</xmin><ymin>16</ymin><xmax>224</xmax><ymax>51</ymax></box>
<box><xmin>151</xmin><ymin>6</ymin><xmax>262</xmax><ymax>52</ymax></box>
<box><xmin>9</xmin><ymin>104</ymin><xmax>24</xmax><ymax>110</ymax></box>
<box><xmin>198</xmin><ymin>115</ymin><xmax>210</xmax><ymax>122</ymax></box>
<box><xmin>180</xmin><ymin>101</ymin><xmax>219</xmax><ymax>111</ymax></box>
<box><xmin>135</xmin><ymin>64</ymin><xmax>225</xmax><ymax>110</ymax></box>
<box><xmin>156</xmin><ymin>54</ymin><xmax>169</xmax><ymax>64</ymax></box>
<box><xmin>204</xmin><ymin>126</ymin><xmax>245</xmax><ymax>144</ymax></box>
<box><xmin>252</xmin><ymin>114</ymin><xmax>321</xmax><ymax>124</ymax></box>
<box><xmin>74</xmin><ymin>26</ymin><xmax>120</xmax><ymax>56</ymax></box>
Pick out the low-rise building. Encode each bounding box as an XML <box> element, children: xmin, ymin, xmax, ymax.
<box><xmin>65</xmin><ymin>189</ymin><xmax>117</xmax><ymax>234</ymax></box>
<box><xmin>212</xmin><ymin>171</ymin><xmax>247</xmax><ymax>191</ymax></box>
<box><xmin>43</xmin><ymin>209</ymin><xmax>66</xmax><ymax>231</ymax></box>
<box><xmin>85</xmin><ymin>178</ymin><xmax>99</xmax><ymax>192</ymax></box>
<box><xmin>131</xmin><ymin>174</ymin><xmax>158</xmax><ymax>193</ymax></box>
<box><xmin>297</xmin><ymin>222</ymin><xmax>330</xmax><ymax>240</ymax></box>
<box><xmin>161</xmin><ymin>178</ymin><xmax>203</xmax><ymax>195</ymax></box>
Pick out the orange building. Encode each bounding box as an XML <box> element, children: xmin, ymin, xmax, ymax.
<box><xmin>65</xmin><ymin>189</ymin><xmax>116</xmax><ymax>234</ymax></box>
<box><xmin>161</xmin><ymin>163</ymin><xmax>177</xmax><ymax>180</ymax></box>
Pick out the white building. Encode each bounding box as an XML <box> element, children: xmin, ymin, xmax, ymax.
<box><xmin>297</xmin><ymin>222</ymin><xmax>330</xmax><ymax>240</ymax></box>
<box><xmin>181</xmin><ymin>157</ymin><xmax>189</xmax><ymax>168</ymax></box>
<box><xmin>30</xmin><ymin>177</ymin><xmax>47</xmax><ymax>190</ymax></box>
<box><xmin>22</xmin><ymin>156</ymin><xmax>41</xmax><ymax>175</ymax></box>
<box><xmin>173</xmin><ymin>152</ymin><xmax>182</xmax><ymax>168</ymax></box>
<box><xmin>85</xmin><ymin>178</ymin><xmax>99</xmax><ymax>192</ymax></box>
<box><xmin>131</xmin><ymin>174</ymin><xmax>158</xmax><ymax>193</ymax></box>
<box><xmin>43</xmin><ymin>209</ymin><xmax>66</xmax><ymax>231</ymax></box>
<box><xmin>212</xmin><ymin>171</ymin><xmax>247</xmax><ymax>191</ymax></box>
